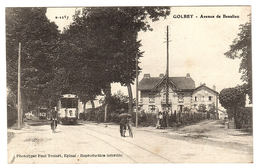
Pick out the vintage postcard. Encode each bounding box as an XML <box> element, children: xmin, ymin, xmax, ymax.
<box><xmin>6</xmin><ymin>6</ymin><xmax>252</xmax><ymax>164</ymax></box>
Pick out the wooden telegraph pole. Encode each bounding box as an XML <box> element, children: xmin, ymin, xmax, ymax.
<box><xmin>135</xmin><ymin>54</ymin><xmax>139</xmax><ymax>128</ymax></box>
<box><xmin>166</xmin><ymin>26</ymin><xmax>169</xmax><ymax>109</ymax></box>
<box><xmin>17</xmin><ymin>42</ymin><xmax>22</xmax><ymax>129</ymax></box>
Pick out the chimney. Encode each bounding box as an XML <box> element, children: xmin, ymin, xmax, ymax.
<box><xmin>144</xmin><ymin>74</ymin><xmax>150</xmax><ymax>78</ymax></box>
<box><xmin>159</xmin><ymin>73</ymin><xmax>164</xmax><ymax>78</ymax></box>
<box><xmin>186</xmin><ymin>73</ymin><xmax>191</xmax><ymax>78</ymax></box>
<box><xmin>213</xmin><ymin>85</ymin><xmax>216</xmax><ymax>91</ymax></box>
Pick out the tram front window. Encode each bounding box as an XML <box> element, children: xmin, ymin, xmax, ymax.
<box><xmin>61</xmin><ymin>98</ymin><xmax>78</xmax><ymax>108</ymax></box>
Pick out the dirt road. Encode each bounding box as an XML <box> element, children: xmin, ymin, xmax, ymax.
<box><xmin>8</xmin><ymin>120</ymin><xmax>253</xmax><ymax>163</ymax></box>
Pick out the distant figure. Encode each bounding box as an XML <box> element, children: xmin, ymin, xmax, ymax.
<box><xmin>157</xmin><ymin>111</ymin><xmax>163</xmax><ymax>129</ymax></box>
<box><xmin>126</xmin><ymin>116</ymin><xmax>133</xmax><ymax>138</ymax></box>
<box><xmin>162</xmin><ymin>111</ymin><xmax>167</xmax><ymax>129</ymax></box>
<box><xmin>119</xmin><ymin>117</ymin><xmax>127</xmax><ymax>137</ymax></box>
<box><xmin>51</xmin><ymin>109</ymin><xmax>58</xmax><ymax>133</ymax></box>
<box><xmin>119</xmin><ymin>108</ymin><xmax>127</xmax><ymax>137</ymax></box>
<box><xmin>155</xmin><ymin>109</ymin><xmax>160</xmax><ymax>129</ymax></box>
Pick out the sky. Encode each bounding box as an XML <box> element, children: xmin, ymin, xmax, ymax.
<box><xmin>46</xmin><ymin>6</ymin><xmax>251</xmax><ymax>97</ymax></box>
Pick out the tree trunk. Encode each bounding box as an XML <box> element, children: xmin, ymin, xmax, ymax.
<box><xmin>104</xmin><ymin>104</ymin><xmax>108</xmax><ymax>122</ymax></box>
<box><xmin>233</xmin><ymin>107</ymin><xmax>241</xmax><ymax>129</ymax></box>
<box><xmin>103</xmin><ymin>83</ymin><xmax>112</xmax><ymax>98</ymax></box>
<box><xmin>103</xmin><ymin>83</ymin><xmax>111</xmax><ymax>122</ymax></box>
<box><xmin>83</xmin><ymin>102</ymin><xmax>86</xmax><ymax>113</ymax></box>
<box><xmin>83</xmin><ymin>102</ymin><xmax>86</xmax><ymax>120</ymax></box>
<box><xmin>90</xmin><ymin>100</ymin><xmax>95</xmax><ymax>109</ymax></box>
<box><xmin>127</xmin><ymin>83</ymin><xmax>133</xmax><ymax>113</ymax></box>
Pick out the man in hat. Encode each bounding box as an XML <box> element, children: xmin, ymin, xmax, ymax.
<box><xmin>50</xmin><ymin>107</ymin><xmax>58</xmax><ymax>133</ymax></box>
<box><xmin>119</xmin><ymin>108</ymin><xmax>127</xmax><ymax>137</ymax></box>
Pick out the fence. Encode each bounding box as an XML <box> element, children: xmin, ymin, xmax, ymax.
<box><xmin>81</xmin><ymin>107</ymin><xmax>212</xmax><ymax>128</ymax></box>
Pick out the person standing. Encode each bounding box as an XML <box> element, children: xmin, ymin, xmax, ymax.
<box><xmin>119</xmin><ymin>117</ymin><xmax>127</xmax><ymax>137</ymax></box>
<box><xmin>162</xmin><ymin>111</ymin><xmax>167</xmax><ymax>129</ymax></box>
<box><xmin>158</xmin><ymin>112</ymin><xmax>163</xmax><ymax>129</ymax></box>
<box><xmin>51</xmin><ymin>108</ymin><xmax>58</xmax><ymax>133</ymax></box>
<box><xmin>119</xmin><ymin>108</ymin><xmax>127</xmax><ymax>137</ymax></box>
<box><xmin>126</xmin><ymin>116</ymin><xmax>133</xmax><ymax>137</ymax></box>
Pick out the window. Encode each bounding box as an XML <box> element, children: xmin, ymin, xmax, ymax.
<box><xmin>209</xmin><ymin>96</ymin><xmax>212</xmax><ymax>101</ymax></box>
<box><xmin>195</xmin><ymin>96</ymin><xmax>197</xmax><ymax>101</ymax></box>
<box><xmin>202</xmin><ymin>96</ymin><xmax>205</xmax><ymax>102</ymax></box>
<box><xmin>178</xmin><ymin>94</ymin><xmax>184</xmax><ymax>103</ymax></box>
<box><xmin>149</xmin><ymin>95</ymin><xmax>155</xmax><ymax>103</ymax></box>
<box><xmin>148</xmin><ymin>105</ymin><xmax>156</xmax><ymax>112</ymax></box>
<box><xmin>61</xmin><ymin>98</ymin><xmax>78</xmax><ymax>108</ymax></box>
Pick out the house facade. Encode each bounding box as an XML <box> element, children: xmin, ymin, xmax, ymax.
<box><xmin>138</xmin><ymin>73</ymin><xmax>219</xmax><ymax>114</ymax></box>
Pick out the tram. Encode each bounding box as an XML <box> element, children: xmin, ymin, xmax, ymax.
<box><xmin>57</xmin><ymin>94</ymin><xmax>79</xmax><ymax>124</ymax></box>
<box><xmin>39</xmin><ymin>107</ymin><xmax>48</xmax><ymax>120</ymax></box>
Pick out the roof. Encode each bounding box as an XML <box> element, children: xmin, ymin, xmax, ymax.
<box><xmin>193</xmin><ymin>84</ymin><xmax>219</xmax><ymax>95</ymax></box>
<box><xmin>139</xmin><ymin>76</ymin><xmax>195</xmax><ymax>91</ymax></box>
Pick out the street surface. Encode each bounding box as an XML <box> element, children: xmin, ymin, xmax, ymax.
<box><xmin>8</xmin><ymin>119</ymin><xmax>253</xmax><ymax>163</ymax></box>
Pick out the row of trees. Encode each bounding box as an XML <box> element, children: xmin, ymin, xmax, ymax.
<box><xmin>6</xmin><ymin>8</ymin><xmax>60</xmax><ymax>116</ymax></box>
<box><xmin>219</xmin><ymin>16</ymin><xmax>252</xmax><ymax>129</ymax></box>
<box><xmin>6</xmin><ymin>7</ymin><xmax>170</xmax><ymax>125</ymax></box>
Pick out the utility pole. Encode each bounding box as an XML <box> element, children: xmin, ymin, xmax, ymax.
<box><xmin>166</xmin><ymin>26</ymin><xmax>169</xmax><ymax>109</ymax></box>
<box><xmin>135</xmin><ymin>54</ymin><xmax>139</xmax><ymax>128</ymax></box>
<box><xmin>17</xmin><ymin>42</ymin><xmax>22</xmax><ymax>129</ymax></box>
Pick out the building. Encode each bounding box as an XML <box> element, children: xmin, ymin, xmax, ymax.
<box><xmin>138</xmin><ymin>73</ymin><xmax>219</xmax><ymax>114</ymax></box>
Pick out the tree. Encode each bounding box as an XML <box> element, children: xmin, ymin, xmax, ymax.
<box><xmin>198</xmin><ymin>104</ymin><xmax>207</xmax><ymax>113</ymax></box>
<box><xmin>208</xmin><ymin>103</ymin><xmax>217</xmax><ymax>119</ymax></box>
<box><xmin>107</xmin><ymin>91</ymin><xmax>129</xmax><ymax>113</ymax></box>
<box><xmin>64</xmin><ymin>7</ymin><xmax>170</xmax><ymax>115</ymax></box>
<box><xmin>224</xmin><ymin>17</ymin><xmax>252</xmax><ymax>103</ymax></box>
<box><xmin>6</xmin><ymin>8</ymin><xmax>60</xmax><ymax>112</ymax></box>
<box><xmin>219</xmin><ymin>85</ymin><xmax>246</xmax><ymax>128</ymax></box>
<box><xmin>183</xmin><ymin>107</ymin><xmax>191</xmax><ymax>113</ymax></box>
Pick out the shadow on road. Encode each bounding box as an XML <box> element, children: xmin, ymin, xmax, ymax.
<box><xmin>60</xmin><ymin>123</ymin><xmax>84</xmax><ymax>126</ymax></box>
<box><xmin>26</xmin><ymin>120</ymin><xmax>51</xmax><ymax>126</ymax></box>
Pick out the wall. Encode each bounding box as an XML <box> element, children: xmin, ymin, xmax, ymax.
<box><xmin>192</xmin><ymin>87</ymin><xmax>218</xmax><ymax>110</ymax></box>
<box><xmin>140</xmin><ymin>88</ymin><xmax>193</xmax><ymax>113</ymax></box>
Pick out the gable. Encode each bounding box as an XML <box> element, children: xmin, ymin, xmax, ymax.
<box><xmin>193</xmin><ymin>85</ymin><xmax>218</xmax><ymax>95</ymax></box>
<box><xmin>152</xmin><ymin>75</ymin><xmax>177</xmax><ymax>92</ymax></box>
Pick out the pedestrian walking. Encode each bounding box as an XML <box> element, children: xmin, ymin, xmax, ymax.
<box><xmin>118</xmin><ymin>108</ymin><xmax>128</xmax><ymax>137</ymax></box>
<box><xmin>126</xmin><ymin>116</ymin><xmax>133</xmax><ymax>138</ymax></box>
<box><xmin>119</xmin><ymin>117</ymin><xmax>127</xmax><ymax>137</ymax></box>
<box><xmin>50</xmin><ymin>108</ymin><xmax>58</xmax><ymax>133</ymax></box>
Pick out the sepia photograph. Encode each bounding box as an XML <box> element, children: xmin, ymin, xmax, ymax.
<box><xmin>5</xmin><ymin>6</ymin><xmax>253</xmax><ymax>164</ymax></box>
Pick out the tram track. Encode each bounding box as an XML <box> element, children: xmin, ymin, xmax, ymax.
<box><xmin>64</xmin><ymin>125</ymin><xmax>138</xmax><ymax>163</ymax></box>
<box><xmin>81</xmin><ymin>124</ymin><xmax>172</xmax><ymax>163</ymax></box>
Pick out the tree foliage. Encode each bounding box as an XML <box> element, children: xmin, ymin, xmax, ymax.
<box><xmin>198</xmin><ymin>104</ymin><xmax>207</xmax><ymax>113</ymax></box>
<box><xmin>6</xmin><ymin>8</ymin><xmax>60</xmax><ymax>109</ymax></box>
<box><xmin>224</xmin><ymin>17</ymin><xmax>252</xmax><ymax>102</ymax></box>
<box><xmin>6</xmin><ymin>7</ymin><xmax>171</xmax><ymax>117</ymax></box>
<box><xmin>208</xmin><ymin>103</ymin><xmax>216</xmax><ymax>114</ymax></box>
<box><xmin>107</xmin><ymin>91</ymin><xmax>129</xmax><ymax>112</ymax></box>
<box><xmin>219</xmin><ymin>85</ymin><xmax>246</xmax><ymax>109</ymax></box>
<box><xmin>219</xmin><ymin>85</ymin><xmax>246</xmax><ymax>128</ymax></box>
<box><xmin>62</xmin><ymin>7</ymin><xmax>170</xmax><ymax>112</ymax></box>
